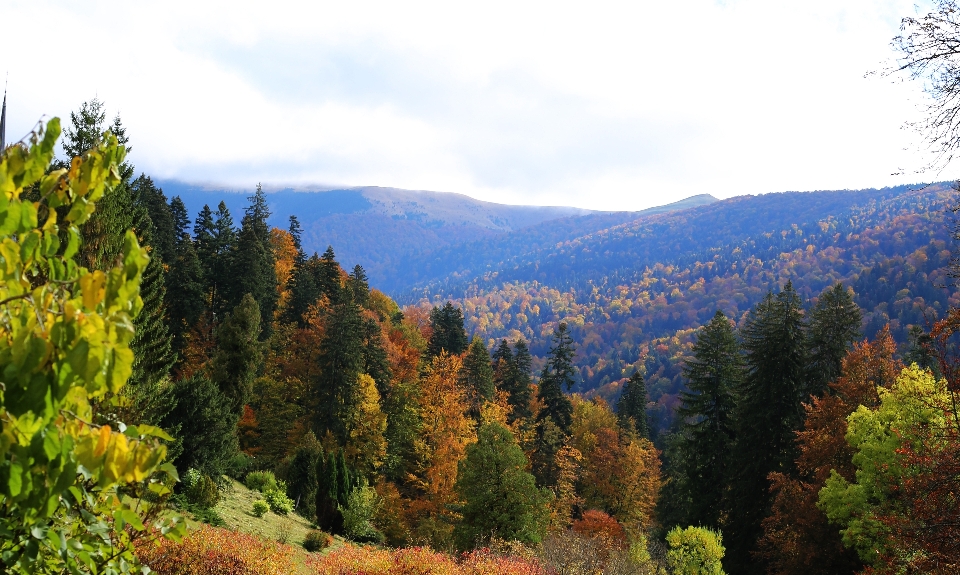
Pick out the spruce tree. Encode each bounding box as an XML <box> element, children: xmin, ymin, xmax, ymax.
<box><xmin>126</xmin><ymin>198</ymin><xmax>176</xmax><ymax>420</ymax></box>
<box><xmin>286</xmin><ymin>432</ymin><xmax>322</xmax><ymax>518</ymax></box>
<box><xmin>131</xmin><ymin>174</ymin><xmax>175</xmax><ymax>264</ymax></box>
<box><xmin>314</xmin><ymin>294</ymin><xmax>365</xmax><ymax>442</ymax></box>
<box><xmin>805</xmin><ymin>283</ymin><xmax>862</xmax><ymax>397</ymax></box>
<box><xmin>617</xmin><ymin>370</ymin><xmax>650</xmax><ymax>439</ymax></box>
<box><xmin>162</xmin><ymin>374</ymin><xmax>239</xmax><ymax>478</ymax></box>
<box><xmin>505</xmin><ymin>338</ymin><xmax>534</xmax><ymax>423</ymax></box>
<box><xmin>166</xmin><ymin>230</ymin><xmax>205</xmax><ymax>354</ymax></box>
<box><xmin>492</xmin><ymin>339</ymin><xmax>514</xmax><ymax>389</ymax></box>
<box><xmin>461</xmin><ymin>337</ymin><xmax>495</xmax><ymax>418</ymax></box>
<box><xmin>349</xmin><ymin>265</ymin><xmax>370</xmax><ymax>307</ymax></box>
<box><xmin>454</xmin><ymin>422</ymin><xmax>550</xmax><ymax>549</ymax></box>
<box><xmin>196</xmin><ymin>202</ymin><xmax>237</xmax><ymax>319</ymax></box>
<box><xmin>229</xmin><ymin>187</ymin><xmax>278</xmax><ymax>336</ymax></box>
<box><xmin>427</xmin><ymin>302</ymin><xmax>469</xmax><ymax>358</ymax></box>
<box><xmin>536</xmin><ymin>323</ymin><xmax>576</xmax><ymax>435</ymax></box>
<box><xmin>361</xmin><ymin>316</ymin><xmax>392</xmax><ymax>396</ymax></box>
<box><xmin>208</xmin><ymin>294</ymin><xmax>263</xmax><ymax>417</ymax></box>
<box><xmin>673</xmin><ymin>310</ymin><xmax>742</xmax><ymax>531</ymax></box>
<box><xmin>725</xmin><ymin>283</ymin><xmax>806</xmax><ymax>575</ymax></box>
<box><xmin>317</xmin><ymin>246</ymin><xmax>343</xmax><ymax>303</ymax></box>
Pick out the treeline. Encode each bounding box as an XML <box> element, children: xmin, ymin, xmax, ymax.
<box><xmin>66</xmin><ymin>100</ymin><xmax>664</xmax><ymax>555</ymax></box>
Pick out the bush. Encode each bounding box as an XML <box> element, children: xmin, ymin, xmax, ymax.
<box><xmin>341</xmin><ymin>483</ymin><xmax>384</xmax><ymax>543</ymax></box>
<box><xmin>183</xmin><ymin>469</ymin><xmax>221</xmax><ymax>509</ymax></box>
<box><xmin>572</xmin><ymin>510</ymin><xmax>628</xmax><ymax>548</ymax></box>
<box><xmin>252</xmin><ymin>500</ymin><xmax>269</xmax><ymax>518</ymax></box>
<box><xmin>245</xmin><ymin>470</ymin><xmax>279</xmax><ymax>494</ymax></box>
<box><xmin>307</xmin><ymin>545</ymin><xmax>550</xmax><ymax>574</ymax></box>
<box><xmin>136</xmin><ymin>525</ymin><xmax>296</xmax><ymax>575</ymax></box>
<box><xmin>665</xmin><ymin>526</ymin><xmax>725</xmax><ymax>575</ymax></box>
<box><xmin>265</xmin><ymin>488</ymin><xmax>294</xmax><ymax>515</ymax></box>
<box><xmin>303</xmin><ymin>530</ymin><xmax>333</xmax><ymax>552</ymax></box>
<box><xmin>227</xmin><ymin>452</ymin><xmax>255</xmax><ymax>480</ymax></box>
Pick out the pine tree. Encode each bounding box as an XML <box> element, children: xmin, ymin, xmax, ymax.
<box><xmin>427</xmin><ymin>302</ymin><xmax>469</xmax><ymax>358</ymax></box>
<box><xmin>494</xmin><ymin>338</ymin><xmax>534</xmax><ymax>424</ymax></box>
<box><xmin>226</xmin><ymin>186</ymin><xmax>278</xmax><ymax>334</ymax></box>
<box><xmin>725</xmin><ymin>283</ymin><xmax>806</xmax><ymax>575</ymax></box>
<box><xmin>461</xmin><ymin>336</ymin><xmax>495</xmax><ymax>418</ymax></box>
<box><xmin>537</xmin><ymin>323</ymin><xmax>576</xmax><ymax>435</ymax></box>
<box><xmin>805</xmin><ymin>283</ymin><xmax>862</xmax><ymax>397</ymax></box>
<box><xmin>531</xmin><ymin>416</ymin><xmax>565</xmax><ymax>488</ymax></box>
<box><xmin>453</xmin><ymin>421</ymin><xmax>550</xmax><ymax>549</ymax></box>
<box><xmin>673</xmin><ymin>310</ymin><xmax>742</xmax><ymax>531</ymax></box>
<box><xmin>361</xmin><ymin>316</ymin><xmax>392</xmax><ymax>396</ymax></box>
<box><xmin>286</xmin><ymin>432</ymin><xmax>322</xmax><ymax>518</ymax></box>
<box><xmin>617</xmin><ymin>370</ymin><xmax>650</xmax><ymax>439</ymax></box>
<box><xmin>287</xmin><ymin>252</ymin><xmax>321</xmax><ymax>326</ymax></box>
<box><xmin>195</xmin><ymin>202</ymin><xmax>237</xmax><ymax>319</ymax></box>
<box><xmin>349</xmin><ymin>265</ymin><xmax>369</xmax><ymax>307</ymax></box>
<box><xmin>166</xmin><ymin>229</ymin><xmax>205</xmax><ymax>354</ymax></box>
<box><xmin>492</xmin><ymin>339</ymin><xmax>513</xmax><ymax>389</ymax></box>
<box><xmin>208</xmin><ymin>294</ymin><xmax>263</xmax><ymax>417</ymax></box>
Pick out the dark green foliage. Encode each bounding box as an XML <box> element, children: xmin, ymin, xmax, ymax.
<box><xmin>314</xmin><ymin>296</ymin><xmax>364</xmax><ymax>442</ymax></box>
<box><xmin>427</xmin><ymin>302</ymin><xmax>469</xmax><ymax>358</ymax></box>
<box><xmin>461</xmin><ymin>336</ymin><xmax>495</xmax><ymax>418</ymax></box>
<box><xmin>349</xmin><ymin>265</ymin><xmax>370</xmax><ymax>307</ymax></box>
<box><xmin>194</xmin><ymin>202</ymin><xmax>237</xmax><ymax>318</ymax></box>
<box><xmin>382</xmin><ymin>379</ymin><xmax>422</xmax><ymax>483</ymax></box>
<box><xmin>284</xmin><ymin>433</ymin><xmax>322</xmax><ymax>519</ymax></box>
<box><xmin>493</xmin><ymin>339</ymin><xmax>534</xmax><ymax>424</ymax></box>
<box><xmin>209</xmin><ymin>294</ymin><xmax>263</xmax><ymax>417</ymax></box>
<box><xmin>229</xmin><ymin>186</ymin><xmax>278</xmax><ymax>335</ymax></box>
<box><xmin>287</xmin><ymin>252</ymin><xmax>321</xmax><ymax>325</ymax></box>
<box><xmin>131</xmin><ymin>174</ymin><xmax>176</xmax><ymax>264</ymax></box>
<box><xmin>318</xmin><ymin>246</ymin><xmax>343</xmax><ymax>303</ymax></box>
<box><xmin>725</xmin><ymin>283</ymin><xmax>806</xmax><ymax>575</ymax></box>
<box><xmin>126</xmin><ymin>196</ymin><xmax>176</xmax><ymax>425</ymax></box>
<box><xmin>617</xmin><ymin>370</ymin><xmax>649</xmax><ymax>439</ymax></box>
<box><xmin>361</xmin><ymin>317</ymin><xmax>392</xmax><ymax>397</ymax></box>
<box><xmin>537</xmin><ymin>323</ymin><xmax>576</xmax><ymax>435</ymax></box>
<box><xmin>166</xmin><ymin>230</ymin><xmax>205</xmax><ymax>354</ymax></box>
<box><xmin>316</xmin><ymin>450</ymin><xmax>359</xmax><ymax>534</ymax></box>
<box><xmin>904</xmin><ymin>324</ymin><xmax>938</xmax><ymax>374</ymax></box>
<box><xmin>163</xmin><ymin>374</ymin><xmax>239</xmax><ymax>478</ymax></box>
<box><xmin>454</xmin><ymin>422</ymin><xmax>550</xmax><ymax>550</ymax></box>
<box><xmin>531</xmin><ymin>416</ymin><xmax>565</xmax><ymax>489</ymax></box>
<box><xmin>670</xmin><ymin>311</ymin><xmax>742</xmax><ymax>531</ymax></box>
<box><xmin>805</xmin><ymin>283</ymin><xmax>862</xmax><ymax>397</ymax></box>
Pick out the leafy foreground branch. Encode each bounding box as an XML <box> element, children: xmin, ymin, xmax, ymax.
<box><xmin>0</xmin><ymin>119</ymin><xmax>183</xmax><ymax>573</ymax></box>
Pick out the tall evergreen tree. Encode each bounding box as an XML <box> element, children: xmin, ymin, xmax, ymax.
<box><xmin>194</xmin><ymin>202</ymin><xmax>237</xmax><ymax>319</ymax></box>
<box><xmin>349</xmin><ymin>265</ymin><xmax>370</xmax><ymax>307</ymax></box>
<box><xmin>166</xmin><ymin>229</ymin><xmax>205</xmax><ymax>354</ymax></box>
<box><xmin>461</xmin><ymin>337</ymin><xmax>495</xmax><ymax>418</ymax></box>
<box><xmin>228</xmin><ymin>186</ymin><xmax>278</xmax><ymax>335</ymax></box>
<box><xmin>170</xmin><ymin>196</ymin><xmax>191</xmax><ymax>239</ymax></box>
<box><xmin>537</xmin><ymin>323</ymin><xmax>576</xmax><ymax>434</ymax></box>
<box><xmin>427</xmin><ymin>302</ymin><xmax>469</xmax><ymax>358</ymax></box>
<box><xmin>317</xmin><ymin>246</ymin><xmax>343</xmax><ymax>303</ymax></box>
<box><xmin>131</xmin><ymin>174</ymin><xmax>175</xmax><ymax>264</ymax></box>
<box><xmin>617</xmin><ymin>370</ymin><xmax>650</xmax><ymax>439</ymax></box>
<box><xmin>453</xmin><ymin>421</ymin><xmax>550</xmax><ymax>549</ymax></box>
<box><xmin>361</xmin><ymin>316</ymin><xmax>392</xmax><ymax>397</ymax></box>
<box><xmin>314</xmin><ymin>294</ymin><xmax>365</xmax><ymax>442</ymax></box>
<box><xmin>208</xmin><ymin>294</ymin><xmax>263</xmax><ymax>417</ymax></box>
<box><xmin>162</xmin><ymin>374</ymin><xmax>238</xmax><ymax>478</ymax></box>
<box><xmin>805</xmin><ymin>283</ymin><xmax>862</xmax><ymax>397</ymax></box>
<box><xmin>725</xmin><ymin>283</ymin><xmax>806</xmax><ymax>575</ymax></box>
<box><xmin>672</xmin><ymin>310</ymin><xmax>742</xmax><ymax>531</ymax></box>
<box><xmin>494</xmin><ymin>338</ymin><xmax>534</xmax><ymax>424</ymax></box>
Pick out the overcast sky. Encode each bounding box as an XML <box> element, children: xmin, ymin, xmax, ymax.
<box><xmin>1</xmin><ymin>0</ymin><xmax>949</xmax><ymax>210</ymax></box>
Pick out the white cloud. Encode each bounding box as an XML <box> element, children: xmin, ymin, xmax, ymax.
<box><xmin>0</xmin><ymin>0</ymin><xmax>943</xmax><ymax>210</ymax></box>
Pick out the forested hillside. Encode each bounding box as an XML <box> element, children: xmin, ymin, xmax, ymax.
<box><xmin>411</xmin><ymin>183</ymin><xmax>959</xmax><ymax>438</ymax></box>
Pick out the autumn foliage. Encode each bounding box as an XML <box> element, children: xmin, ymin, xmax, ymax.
<box><xmin>136</xmin><ymin>525</ymin><xmax>297</xmax><ymax>575</ymax></box>
<box><xmin>308</xmin><ymin>545</ymin><xmax>549</xmax><ymax>575</ymax></box>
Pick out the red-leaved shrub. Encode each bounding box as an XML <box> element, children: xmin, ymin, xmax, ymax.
<box><xmin>572</xmin><ymin>509</ymin><xmax>627</xmax><ymax>548</ymax></box>
<box><xmin>309</xmin><ymin>545</ymin><xmax>549</xmax><ymax>575</ymax></box>
<box><xmin>136</xmin><ymin>525</ymin><xmax>296</xmax><ymax>575</ymax></box>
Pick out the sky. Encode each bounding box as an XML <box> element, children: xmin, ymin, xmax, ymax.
<box><xmin>0</xmin><ymin>0</ymin><xmax>950</xmax><ymax>211</ymax></box>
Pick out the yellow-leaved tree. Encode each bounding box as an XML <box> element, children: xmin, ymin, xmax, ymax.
<box><xmin>0</xmin><ymin>119</ymin><xmax>183</xmax><ymax>573</ymax></box>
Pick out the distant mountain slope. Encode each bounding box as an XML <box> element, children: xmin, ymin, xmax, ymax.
<box><xmin>405</xmin><ymin>183</ymin><xmax>959</xmax><ymax>439</ymax></box>
<box><xmin>158</xmin><ymin>180</ymin><xmax>716</xmax><ymax>289</ymax></box>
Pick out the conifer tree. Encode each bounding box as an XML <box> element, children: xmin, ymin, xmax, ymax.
<box><xmin>194</xmin><ymin>202</ymin><xmax>237</xmax><ymax>319</ymax></box>
<box><xmin>453</xmin><ymin>421</ymin><xmax>550</xmax><ymax>549</ymax></box>
<box><xmin>495</xmin><ymin>338</ymin><xmax>534</xmax><ymax>424</ymax></box>
<box><xmin>492</xmin><ymin>339</ymin><xmax>514</xmax><ymax>389</ymax></box>
<box><xmin>673</xmin><ymin>310</ymin><xmax>742</xmax><ymax>531</ymax></box>
<box><xmin>349</xmin><ymin>264</ymin><xmax>370</xmax><ymax>307</ymax></box>
<box><xmin>125</xmin><ymin>198</ymin><xmax>176</xmax><ymax>424</ymax></box>
<box><xmin>209</xmin><ymin>294</ymin><xmax>263</xmax><ymax>417</ymax></box>
<box><xmin>170</xmin><ymin>196</ymin><xmax>191</xmax><ymax>239</ymax></box>
<box><xmin>166</xmin><ymin>229</ymin><xmax>205</xmax><ymax>354</ymax></box>
<box><xmin>314</xmin><ymin>293</ymin><xmax>365</xmax><ymax>442</ymax></box>
<box><xmin>286</xmin><ymin>432</ymin><xmax>322</xmax><ymax>519</ymax></box>
<box><xmin>531</xmin><ymin>416</ymin><xmax>565</xmax><ymax>488</ymax></box>
<box><xmin>805</xmin><ymin>283</ymin><xmax>862</xmax><ymax>397</ymax></box>
<box><xmin>317</xmin><ymin>246</ymin><xmax>343</xmax><ymax>303</ymax></box>
<box><xmin>287</xmin><ymin>252</ymin><xmax>321</xmax><ymax>326</ymax></box>
<box><xmin>427</xmin><ymin>302</ymin><xmax>469</xmax><ymax>358</ymax></box>
<box><xmin>163</xmin><ymin>374</ymin><xmax>239</xmax><ymax>478</ymax></box>
<box><xmin>227</xmin><ymin>186</ymin><xmax>278</xmax><ymax>334</ymax></box>
<box><xmin>617</xmin><ymin>370</ymin><xmax>650</xmax><ymax>439</ymax></box>
<box><xmin>131</xmin><ymin>174</ymin><xmax>176</xmax><ymax>264</ymax></box>
<box><xmin>361</xmin><ymin>317</ymin><xmax>392</xmax><ymax>396</ymax></box>
<box><xmin>537</xmin><ymin>323</ymin><xmax>576</xmax><ymax>435</ymax></box>
<box><xmin>461</xmin><ymin>336</ymin><xmax>495</xmax><ymax>418</ymax></box>
<box><xmin>725</xmin><ymin>283</ymin><xmax>806</xmax><ymax>575</ymax></box>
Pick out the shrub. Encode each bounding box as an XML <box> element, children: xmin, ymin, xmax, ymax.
<box><xmin>265</xmin><ymin>488</ymin><xmax>294</xmax><ymax>515</ymax></box>
<box><xmin>184</xmin><ymin>470</ymin><xmax>221</xmax><ymax>509</ymax></box>
<box><xmin>665</xmin><ymin>526</ymin><xmax>725</xmax><ymax>575</ymax></box>
<box><xmin>572</xmin><ymin>509</ymin><xmax>628</xmax><ymax>548</ymax></box>
<box><xmin>252</xmin><ymin>500</ymin><xmax>269</xmax><ymax>518</ymax></box>
<box><xmin>245</xmin><ymin>470</ymin><xmax>279</xmax><ymax>494</ymax></box>
<box><xmin>341</xmin><ymin>483</ymin><xmax>384</xmax><ymax>543</ymax></box>
<box><xmin>136</xmin><ymin>525</ymin><xmax>296</xmax><ymax>575</ymax></box>
<box><xmin>303</xmin><ymin>530</ymin><xmax>333</xmax><ymax>552</ymax></box>
<box><xmin>307</xmin><ymin>545</ymin><xmax>550</xmax><ymax>574</ymax></box>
